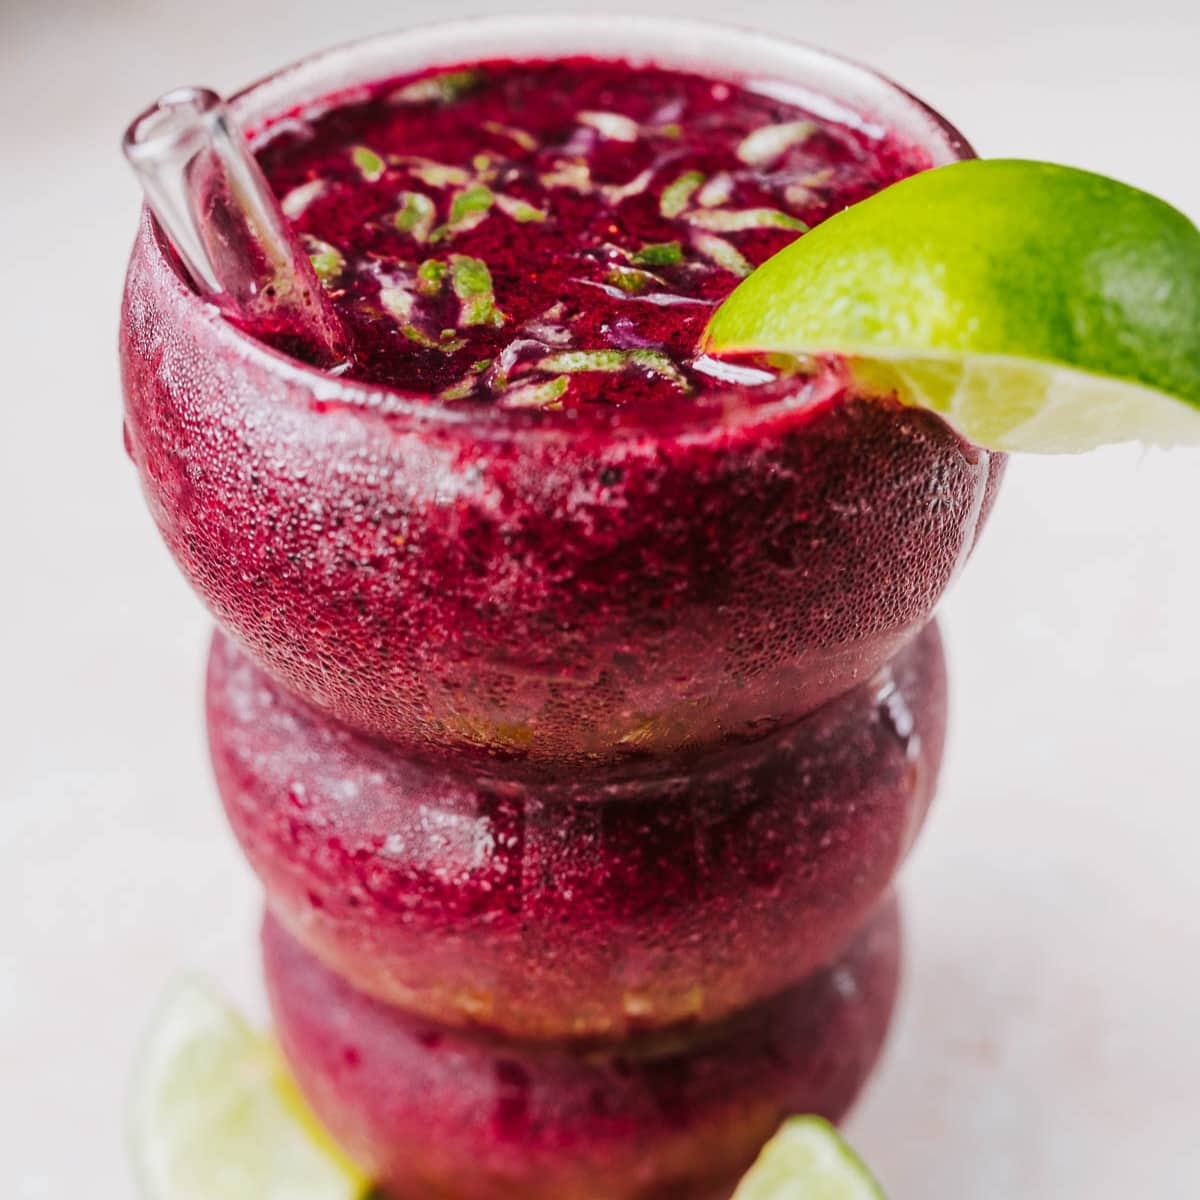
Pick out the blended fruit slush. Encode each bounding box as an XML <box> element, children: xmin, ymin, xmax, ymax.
<box><xmin>209</xmin><ymin>621</ymin><xmax>944</xmax><ymax>1037</ymax></box>
<box><xmin>121</xmin><ymin>46</ymin><xmax>1002</xmax><ymax>769</ymax></box>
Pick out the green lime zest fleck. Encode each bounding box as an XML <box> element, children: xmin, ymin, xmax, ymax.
<box><xmin>685</xmin><ymin>207</ymin><xmax>808</xmax><ymax>232</ymax></box>
<box><xmin>390</xmin><ymin>68</ymin><xmax>483</xmax><ymax>105</ymax></box>
<box><xmin>451</xmin><ymin>254</ymin><xmax>506</xmax><ymax>327</ymax></box>
<box><xmin>660</xmin><ymin>170</ymin><xmax>705</xmax><ymax>218</ymax></box>
<box><xmin>482</xmin><ymin>121</ymin><xmax>538</xmax><ymax>152</ymax></box>
<box><xmin>632</xmin><ymin>241</ymin><xmax>684</xmax><ymax>267</ymax></box>
<box><xmin>538</xmin><ymin>349</ymin><xmax>691</xmax><ymax>391</ymax></box>
<box><xmin>540</xmin><ymin>161</ymin><xmax>592</xmax><ymax>192</ymax></box>
<box><xmin>500</xmin><ymin>375</ymin><xmax>571</xmax><ymax>409</ymax></box>
<box><xmin>417</xmin><ymin>259</ymin><xmax>448</xmax><ymax>296</ymax></box>
<box><xmin>603</xmin><ymin>167</ymin><xmax>657</xmax><ymax>204</ymax></box>
<box><xmin>394</xmin><ymin>192</ymin><xmax>436</xmax><ymax>242</ymax></box>
<box><xmin>440</xmin><ymin>358</ymin><xmax>493</xmax><ymax>400</ymax></box>
<box><xmin>351</xmin><ymin>146</ymin><xmax>386</xmax><ymax>183</ymax></box>
<box><xmin>605</xmin><ymin>266</ymin><xmax>661</xmax><ymax>294</ymax></box>
<box><xmin>495</xmin><ymin>193</ymin><xmax>548</xmax><ymax>223</ymax></box>
<box><xmin>401</xmin><ymin>325</ymin><xmax>466</xmax><ymax>352</ymax></box>
<box><xmin>405</xmin><ymin>159</ymin><xmax>472</xmax><ymax>188</ymax></box>
<box><xmin>430</xmin><ymin>185</ymin><xmax>496</xmax><ymax>243</ymax></box>
<box><xmin>736</xmin><ymin>120</ymin><xmax>818</xmax><ymax>166</ymax></box>
<box><xmin>448</xmin><ymin>183</ymin><xmax>495</xmax><ymax>224</ymax></box>
<box><xmin>380</xmin><ymin>284</ymin><xmax>465</xmax><ymax>352</ymax></box>
<box><xmin>440</xmin><ymin>378</ymin><xmax>477</xmax><ymax>400</ymax></box>
<box><xmin>697</xmin><ymin>173</ymin><xmax>734</xmax><ymax>208</ymax></box>
<box><xmin>302</xmin><ymin>236</ymin><xmax>346</xmax><ymax>284</ymax></box>
<box><xmin>692</xmin><ymin>232</ymin><xmax>752</xmax><ymax>278</ymax></box>
<box><xmin>578</xmin><ymin>110</ymin><xmax>640</xmax><ymax>142</ymax></box>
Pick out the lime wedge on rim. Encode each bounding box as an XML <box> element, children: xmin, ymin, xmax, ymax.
<box><xmin>703</xmin><ymin>159</ymin><xmax>1200</xmax><ymax>453</ymax></box>
<box><xmin>129</xmin><ymin>979</ymin><xmax>369</xmax><ymax>1200</ymax></box>
<box><xmin>732</xmin><ymin>1116</ymin><xmax>884</xmax><ymax>1200</ymax></box>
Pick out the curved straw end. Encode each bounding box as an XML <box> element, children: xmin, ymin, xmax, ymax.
<box><xmin>122</xmin><ymin>87</ymin><xmax>351</xmax><ymax>368</ymax></box>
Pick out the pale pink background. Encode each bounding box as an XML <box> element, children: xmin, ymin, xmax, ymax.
<box><xmin>2</xmin><ymin>0</ymin><xmax>1197</xmax><ymax>1196</ymax></box>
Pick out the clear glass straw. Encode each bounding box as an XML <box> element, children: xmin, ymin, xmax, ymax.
<box><xmin>123</xmin><ymin>87</ymin><xmax>350</xmax><ymax>367</ymax></box>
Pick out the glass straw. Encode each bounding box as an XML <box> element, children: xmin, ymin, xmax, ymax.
<box><xmin>123</xmin><ymin>87</ymin><xmax>350</xmax><ymax>367</ymax></box>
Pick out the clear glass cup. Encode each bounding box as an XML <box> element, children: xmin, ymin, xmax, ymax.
<box><xmin>120</xmin><ymin>18</ymin><xmax>1004</xmax><ymax>1197</ymax></box>
<box><xmin>120</xmin><ymin>15</ymin><xmax>1002</xmax><ymax>774</ymax></box>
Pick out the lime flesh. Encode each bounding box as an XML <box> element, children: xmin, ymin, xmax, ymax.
<box><xmin>731</xmin><ymin>1116</ymin><xmax>884</xmax><ymax>1200</ymax></box>
<box><xmin>128</xmin><ymin>979</ymin><xmax>369</xmax><ymax>1200</ymax></box>
<box><xmin>704</xmin><ymin>159</ymin><xmax>1200</xmax><ymax>452</ymax></box>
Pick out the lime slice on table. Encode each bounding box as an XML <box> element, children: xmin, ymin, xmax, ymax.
<box><xmin>732</xmin><ymin>1116</ymin><xmax>884</xmax><ymax>1200</ymax></box>
<box><xmin>129</xmin><ymin>979</ymin><xmax>369</xmax><ymax>1200</ymax></box>
<box><xmin>703</xmin><ymin>159</ymin><xmax>1200</xmax><ymax>453</ymax></box>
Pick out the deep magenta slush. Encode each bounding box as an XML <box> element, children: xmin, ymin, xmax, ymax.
<box><xmin>121</xmin><ymin>56</ymin><xmax>1002</xmax><ymax>768</ymax></box>
<box><xmin>211</xmin><ymin>622</ymin><xmax>943</xmax><ymax>1037</ymax></box>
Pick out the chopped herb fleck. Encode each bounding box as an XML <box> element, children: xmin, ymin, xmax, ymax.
<box><xmin>302</xmin><ymin>235</ymin><xmax>345</xmax><ymax>283</ymax></box>
<box><xmin>379</xmin><ymin>284</ymin><xmax>415</xmax><ymax>321</ymax></box>
<box><xmin>626</xmin><ymin>350</ymin><xmax>692</xmax><ymax>390</ymax></box>
<box><xmin>448</xmin><ymin>183</ymin><xmax>495</xmax><ymax>225</ymax></box>
<box><xmin>440</xmin><ymin>374</ymin><xmax>482</xmax><ymax>400</ymax></box>
<box><xmin>351</xmin><ymin>145</ymin><xmax>386</xmax><ymax>182</ymax></box>
<box><xmin>684</xmin><ymin>207</ymin><xmax>808</xmax><ymax>232</ymax></box>
<box><xmin>631</xmin><ymin>241</ymin><xmax>684</xmax><ymax>267</ymax></box>
<box><xmin>390</xmin><ymin>68</ymin><xmax>483</xmax><ymax>105</ymax></box>
<box><xmin>540</xmin><ymin>161</ymin><xmax>592</xmax><ymax>192</ymax></box>
<box><xmin>735</xmin><ymin>120</ymin><xmax>817</xmax><ymax>166</ymax></box>
<box><xmin>450</xmin><ymin>255</ymin><xmax>505</xmax><ymax>327</ymax></box>
<box><xmin>538</xmin><ymin>349</ymin><xmax>691</xmax><ymax>391</ymax></box>
<box><xmin>696</xmin><ymin>173</ymin><xmax>734</xmax><ymax>208</ymax></box>
<box><xmin>784</xmin><ymin>168</ymin><xmax>835</xmax><ymax>210</ymax></box>
<box><xmin>406</xmin><ymin>159</ymin><xmax>472</xmax><ymax>188</ymax></box>
<box><xmin>692</xmin><ymin>232</ymin><xmax>753</xmax><ymax>277</ymax></box>
<box><xmin>660</xmin><ymin>171</ymin><xmax>705</xmax><ymax>218</ymax></box>
<box><xmin>538</xmin><ymin>350</ymin><xmax>627</xmax><ymax>373</ymax></box>
<box><xmin>482</xmin><ymin>121</ymin><xmax>538</xmax><ymax>152</ymax></box>
<box><xmin>602</xmin><ymin>167</ymin><xmax>656</xmax><ymax>204</ymax></box>
<box><xmin>417</xmin><ymin>259</ymin><xmax>448</xmax><ymax>296</ymax></box>
<box><xmin>578</xmin><ymin>111</ymin><xmax>640</xmax><ymax>142</ymax></box>
<box><xmin>604</xmin><ymin>266</ymin><xmax>660</xmax><ymax>294</ymax></box>
<box><xmin>281</xmin><ymin>179</ymin><xmax>327</xmax><ymax>219</ymax></box>
<box><xmin>380</xmin><ymin>284</ymin><xmax>466</xmax><ymax>352</ymax></box>
<box><xmin>429</xmin><ymin>185</ymin><xmax>496</xmax><ymax>243</ymax></box>
<box><xmin>500</xmin><ymin>375</ymin><xmax>570</xmax><ymax>409</ymax></box>
<box><xmin>495</xmin><ymin>193</ymin><xmax>548</xmax><ymax>223</ymax></box>
<box><xmin>440</xmin><ymin>355</ymin><xmax>492</xmax><ymax>398</ymax></box>
<box><xmin>394</xmin><ymin>192</ymin><xmax>436</xmax><ymax>242</ymax></box>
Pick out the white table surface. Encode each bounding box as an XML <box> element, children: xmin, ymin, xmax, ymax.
<box><xmin>3</xmin><ymin>0</ymin><xmax>1197</xmax><ymax>1195</ymax></box>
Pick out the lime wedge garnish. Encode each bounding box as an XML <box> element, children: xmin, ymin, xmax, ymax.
<box><xmin>732</xmin><ymin>1117</ymin><xmax>884</xmax><ymax>1200</ymax></box>
<box><xmin>703</xmin><ymin>159</ymin><xmax>1200</xmax><ymax>452</ymax></box>
<box><xmin>128</xmin><ymin>979</ymin><xmax>369</xmax><ymax>1200</ymax></box>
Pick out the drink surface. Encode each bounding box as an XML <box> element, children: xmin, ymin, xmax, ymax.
<box><xmin>253</xmin><ymin>58</ymin><xmax>929</xmax><ymax>408</ymax></box>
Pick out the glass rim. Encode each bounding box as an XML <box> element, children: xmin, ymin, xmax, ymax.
<box><xmin>139</xmin><ymin>13</ymin><xmax>974</xmax><ymax>436</ymax></box>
